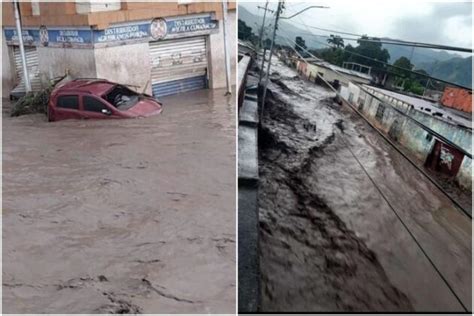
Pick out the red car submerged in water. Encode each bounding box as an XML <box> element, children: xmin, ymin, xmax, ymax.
<box><xmin>48</xmin><ymin>79</ymin><xmax>163</xmax><ymax>122</ymax></box>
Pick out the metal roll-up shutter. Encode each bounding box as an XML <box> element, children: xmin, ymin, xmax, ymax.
<box><xmin>149</xmin><ymin>36</ymin><xmax>208</xmax><ymax>98</ymax></box>
<box><xmin>11</xmin><ymin>46</ymin><xmax>42</xmax><ymax>96</ymax></box>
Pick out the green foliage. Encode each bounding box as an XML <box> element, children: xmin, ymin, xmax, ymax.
<box><xmin>238</xmin><ymin>19</ymin><xmax>257</xmax><ymax>44</ymax></box>
<box><xmin>295</xmin><ymin>36</ymin><xmax>307</xmax><ymax>55</ymax></box>
<box><xmin>11</xmin><ymin>86</ymin><xmax>52</xmax><ymax>117</ymax></box>
<box><xmin>10</xmin><ymin>75</ymin><xmax>66</xmax><ymax>117</ymax></box>
<box><xmin>421</xmin><ymin>56</ymin><xmax>472</xmax><ymax>88</ymax></box>
<box><xmin>309</xmin><ymin>36</ymin><xmax>390</xmax><ymax>78</ymax></box>
<box><xmin>327</xmin><ymin>35</ymin><xmax>344</xmax><ymax>49</ymax></box>
<box><xmin>392</xmin><ymin>56</ymin><xmax>413</xmax><ymax>77</ymax></box>
<box><xmin>312</xmin><ymin>47</ymin><xmax>347</xmax><ymax>66</ymax></box>
<box><xmin>349</xmin><ymin>36</ymin><xmax>390</xmax><ymax>74</ymax></box>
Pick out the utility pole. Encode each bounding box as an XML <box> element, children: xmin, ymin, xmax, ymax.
<box><xmin>260</xmin><ymin>0</ymin><xmax>282</xmax><ymax>119</ymax></box>
<box><xmin>423</xmin><ymin>60</ymin><xmax>438</xmax><ymax>99</ymax></box>
<box><xmin>222</xmin><ymin>0</ymin><xmax>231</xmax><ymax>95</ymax></box>
<box><xmin>13</xmin><ymin>0</ymin><xmax>31</xmax><ymax>92</ymax></box>
<box><xmin>257</xmin><ymin>1</ymin><xmax>274</xmax><ymax>85</ymax></box>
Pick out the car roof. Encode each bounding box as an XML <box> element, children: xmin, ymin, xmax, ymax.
<box><xmin>55</xmin><ymin>79</ymin><xmax>116</xmax><ymax>96</ymax></box>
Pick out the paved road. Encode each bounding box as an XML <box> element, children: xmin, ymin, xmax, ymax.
<box><xmin>258</xmin><ymin>58</ymin><xmax>471</xmax><ymax>312</ymax></box>
<box><xmin>2</xmin><ymin>89</ymin><xmax>236</xmax><ymax>313</ymax></box>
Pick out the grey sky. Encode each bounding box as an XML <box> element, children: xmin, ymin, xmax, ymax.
<box><xmin>239</xmin><ymin>1</ymin><xmax>473</xmax><ymax>49</ymax></box>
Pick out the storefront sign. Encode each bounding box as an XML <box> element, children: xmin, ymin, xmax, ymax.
<box><xmin>4</xmin><ymin>29</ymin><xmax>39</xmax><ymax>44</ymax></box>
<box><xmin>4</xmin><ymin>13</ymin><xmax>218</xmax><ymax>47</ymax></box>
<box><xmin>94</xmin><ymin>23</ymin><xmax>150</xmax><ymax>43</ymax></box>
<box><xmin>166</xmin><ymin>15</ymin><xmax>218</xmax><ymax>35</ymax></box>
<box><xmin>47</xmin><ymin>29</ymin><xmax>93</xmax><ymax>45</ymax></box>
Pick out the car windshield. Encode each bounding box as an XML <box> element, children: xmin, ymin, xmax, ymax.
<box><xmin>104</xmin><ymin>85</ymin><xmax>140</xmax><ymax>111</ymax></box>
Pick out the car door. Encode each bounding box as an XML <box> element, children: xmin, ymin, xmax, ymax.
<box><xmin>55</xmin><ymin>94</ymin><xmax>82</xmax><ymax>121</ymax></box>
<box><xmin>81</xmin><ymin>95</ymin><xmax>120</xmax><ymax>120</ymax></box>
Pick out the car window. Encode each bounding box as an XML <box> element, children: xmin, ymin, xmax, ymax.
<box><xmin>57</xmin><ymin>95</ymin><xmax>79</xmax><ymax>109</ymax></box>
<box><xmin>83</xmin><ymin>96</ymin><xmax>109</xmax><ymax>113</ymax></box>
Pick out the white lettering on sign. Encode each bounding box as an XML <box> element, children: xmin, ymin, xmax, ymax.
<box><xmin>55</xmin><ymin>30</ymin><xmax>84</xmax><ymax>43</ymax></box>
<box><xmin>59</xmin><ymin>30</ymin><xmax>78</xmax><ymax>36</ymax></box>
<box><xmin>11</xmin><ymin>30</ymin><xmax>34</xmax><ymax>42</ymax></box>
<box><xmin>97</xmin><ymin>25</ymin><xmax>147</xmax><ymax>42</ymax></box>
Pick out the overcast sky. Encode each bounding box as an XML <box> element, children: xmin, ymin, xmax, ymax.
<box><xmin>239</xmin><ymin>1</ymin><xmax>473</xmax><ymax>49</ymax></box>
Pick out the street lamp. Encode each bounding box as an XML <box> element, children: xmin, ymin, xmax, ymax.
<box><xmin>260</xmin><ymin>4</ymin><xmax>330</xmax><ymax>119</ymax></box>
<box><xmin>280</xmin><ymin>5</ymin><xmax>329</xmax><ymax>19</ymax></box>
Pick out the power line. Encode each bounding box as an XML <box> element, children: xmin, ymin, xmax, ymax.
<box><xmin>295</xmin><ymin>32</ymin><xmax>448</xmax><ymax>62</ymax></box>
<box><xmin>282</xmin><ymin>18</ymin><xmax>471</xmax><ymax>90</ymax></box>
<box><xmin>286</xmin><ymin>20</ymin><xmax>473</xmax><ymax>53</ymax></box>
<box><xmin>276</xmin><ymin>36</ymin><xmax>469</xmax><ymax>311</ymax></box>
<box><xmin>280</xmin><ymin>33</ymin><xmax>472</xmax><ymax>155</ymax></box>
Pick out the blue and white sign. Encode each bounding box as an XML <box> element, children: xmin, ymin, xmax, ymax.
<box><xmin>167</xmin><ymin>15</ymin><xmax>218</xmax><ymax>34</ymax></box>
<box><xmin>48</xmin><ymin>29</ymin><xmax>93</xmax><ymax>44</ymax></box>
<box><xmin>4</xmin><ymin>28</ymin><xmax>39</xmax><ymax>44</ymax></box>
<box><xmin>4</xmin><ymin>13</ymin><xmax>219</xmax><ymax>47</ymax></box>
<box><xmin>94</xmin><ymin>23</ymin><xmax>150</xmax><ymax>43</ymax></box>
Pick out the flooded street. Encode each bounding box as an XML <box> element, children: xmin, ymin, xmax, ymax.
<box><xmin>2</xmin><ymin>89</ymin><xmax>235</xmax><ymax>313</ymax></box>
<box><xmin>258</xmin><ymin>58</ymin><xmax>471</xmax><ymax>312</ymax></box>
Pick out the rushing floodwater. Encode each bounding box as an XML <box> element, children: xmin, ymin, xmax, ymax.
<box><xmin>258</xmin><ymin>57</ymin><xmax>471</xmax><ymax>312</ymax></box>
<box><xmin>2</xmin><ymin>88</ymin><xmax>236</xmax><ymax>313</ymax></box>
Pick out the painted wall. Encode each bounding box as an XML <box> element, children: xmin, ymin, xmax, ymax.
<box><xmin>346</xmin><ymin>82</ymin><xmax>472</xmax><ymax>190</ymax></box>
<box><xmin>441</xmin><ymin>87</ymin><xmax>472</xmax><ymax>113</ymax></box>
<box><xmin>2</xmin><ymin>34</ymin><xmax>14</xmax><ymax>96</ymax></box>
<box><xmin>94</xmin><ymin>42</ymin><xmax>152</xmax><ymax>95</ymax></box>
<box><xmin>297</xmin><ymin>60</ymin><xmax>370</xmax><ymax>87</ymax></box>
<box><xmin>75</xmin><ymin>1</ymin><xmax>121</xmax><ymax>14</ymax></box>
<box><xmin>2</xmin><ymin>1</ymin><xmax>233</xmax><ymax>29</ymax></box>
<box><xmin>37</xmin><ymin>46</ymin><xmax>97</xmax><ymax>82</ymax></box>
<box><xmin>208</xmin><ymin>12</ymin><xmax>236</xmax><ymax>89</ymax></box>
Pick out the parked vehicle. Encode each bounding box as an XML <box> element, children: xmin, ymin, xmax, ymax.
<box><xmin>48</xmin><ymin>79</ymin><xmax>163</xmax><ymax>122</ymax></box>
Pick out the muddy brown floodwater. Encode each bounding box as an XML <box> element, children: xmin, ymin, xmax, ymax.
<box><xmin>258</xmin><ymin>58</ymin><xmax>471</xmax><ymax>312</ymax></box>
<box><xmin>2</xmin><ymin>88</ymin><xmax>235</xmax><ymax>314</ymax></box>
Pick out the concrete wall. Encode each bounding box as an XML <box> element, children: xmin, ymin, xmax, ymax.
<box><xmin>208</xmin><ymin>12</ymin><xmax>236</xmax><ymax>89</ymax></box>
<box><xmin>365</xmin><ymin>85</ymin><xmax>472</xmax><ymax>155</ymax></box>
<box><xmin>94</xmin><ymin>42</ymin><xmax>152</xmax><ymax>95</ymax></box>
<box><xmin>75</xmin><ymin>1</ymin><xmax>121</xmax><ymax>14</ymax></box>
<box><xmin>37</xmin><ymin>46</ymin><xmax>96</xmax><ymax>83</ymax></box>
<box><xmin>228</xmin><ymin>11</ymin><xmax>237</xmax><ymax>84</ymax></box>
<box><xmin>345</xmin><ymin>82</ymin><xmax>472</xmax><ymax>191</ymax></box>
<box><xmin>2</xmin><ymin>34</ymin><xmax>14</xmax><ymax>96</ymax></box>
<box><xmin>298</xmin><ymin>61</ymin><xmax>369</xmax><ymax>87</ymax></box>
<box><xmin>3</xmin><ymin>2</ymin><xmax>232</xmax><ymax>29</ymax></box>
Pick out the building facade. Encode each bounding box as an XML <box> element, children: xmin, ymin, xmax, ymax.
<box><xmin>341</xmin><ymin>82</ymin><xmax>472</xmax><ymax>191</ymax></box>
<box><xmin>295</xmin><ymin>58</ymin><xmax>372</xmax><ymax>87</ymax></box>
<box><xmin>2</xmin><ymin>1</ymin><xmax>236</xmax><ymax>98</ymax></box>
<box><xmin>440</xmin><ymin>87</ymin><xmax>472</xmax><ymax>113</ymax></box>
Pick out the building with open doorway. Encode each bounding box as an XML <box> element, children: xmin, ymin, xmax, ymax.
<box><xmin>2</xmin><ymin>1</ymin><xmax>236</xmax><ymax>98</ymax></box>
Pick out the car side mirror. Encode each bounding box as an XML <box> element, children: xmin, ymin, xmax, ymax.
<box><xmin>101</xmin><ymin>108</ymin><xmax>112</xmax><ymax>115</ymax></box>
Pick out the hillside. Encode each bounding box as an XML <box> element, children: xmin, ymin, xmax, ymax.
<box><xmin>239</xmin><ymin>5</ymin><xmax>472</xmax><ymax>88</ymax></box>
<box><xmin>417</xmin><ymin>56</ymin><xmax>472</xmax><ymax>88</ymax></box>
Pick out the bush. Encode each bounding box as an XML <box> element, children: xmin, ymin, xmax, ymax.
<box><xmin>10</xmin><ymin>75</ymin><xmax>66</xmax><ymax>117</ymax></box>
<box><xmin>10</xmin><ymin>86</ymin><xmax>52</xmax><ymax>117</ymax></box>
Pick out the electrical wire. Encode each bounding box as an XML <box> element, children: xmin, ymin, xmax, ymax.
<box><xmin>276</xmin><ymin>36</ymin><xmax>469</xmax><ymax>311</ymax></box>
<box><xmin>286</xmin><ymin>19</ymin><xmax>473</xmax><ymax>53</ymax></box>
<box><xmin>283</xmin><ymin>17</ymin><xmax>471</xmax><ymax>90</ymax></box>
